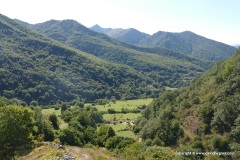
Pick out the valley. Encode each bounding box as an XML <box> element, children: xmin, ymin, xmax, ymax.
<box><xmin>0</xmin><ymin>12</ymin><xmax>239</xmax><ymax>160</ymax></box>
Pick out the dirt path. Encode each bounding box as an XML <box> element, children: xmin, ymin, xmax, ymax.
<box><xmin>180</xmin><ymin>125</ymin><xmax>195</xmax><ymax>140</ymax></box>
<box><xmin>82</xmin><ymin>154</ymin><xmax>90</xmax><ymax>159</ymax></box>
<box><xmin>68</xmin><ymin>146</ymin><xmax>90</xmax><ymax>159</ymax></box>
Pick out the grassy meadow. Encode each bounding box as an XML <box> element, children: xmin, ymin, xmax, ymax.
<box><xmin>42</xmin><ymin>108</ymin><xmax>61</xmax><ymax>116</ymax></box>
<box><xmin>103</xmin><ymin>113</ymin><xmax>141</xmax><ymax>121</ymax></box>
<box><xmin>110</xmin><ymin>124</ymin><xmax>137</xmax><ymax>139</ymax></box>
<box><xmin>86</xmin><ymin>98</ymin><xmax>153</xmax><ymax>112</ymax></box>
<box><xmin>42</xmin><ymin>98</ymin><xmax>153</xmax><ymax>139</ymax></box>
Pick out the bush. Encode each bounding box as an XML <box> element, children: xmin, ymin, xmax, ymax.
<box><xmin>212</xmin><ymin>136</ymin><xmax>230</xmax><ymax>152</ymax></box>
<box><xmin>42</xmin><ymin>119</ymin><xmax>55</xmax><ymax>141</ymax></box>
<box><xmin>107</xmin><ymin>108</ymin><xmax>116</xmax><ymax>114</ymax></box>
<box><xmin>30</xmin><ymin>100</ymin><xmax>38</xmax><ymax>106</ymax></box>
<box><xmin>198</xmin><ymin>102</ymin><xmax>213</xmax><ymax>124</ymax></box>
<box><xmin>60</xmin><ymin>127</ymin><xmax>84</xmax><ymax>147</ymax></box>
<box><xmin>192</xmin><ymin>96</ymin><xmax>200</xmax><ymax>104</ymax></box>
<box><xmin>49</xmin><ymin>114</ymin><xmax>59</xmax><ymax>130</ymax></box>
<box><xmin>144</xmin><ymin>138</ymin><xmax>152</xmax><ymax>146</ymax></box>
<box><xmin>180</xmin><ymin>100</ymin><xmax>191</xmax><ymax>109</ymax></box>
<box><xmin>54</xmin><ymin>105</ymin><xmax>60</xmax><ymax>110</ymax></box>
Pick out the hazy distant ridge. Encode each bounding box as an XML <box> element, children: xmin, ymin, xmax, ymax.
<box><xmin>90</xmin><ymin>25</ymin><xmax>236</xmax><ymax>61</ymax></box>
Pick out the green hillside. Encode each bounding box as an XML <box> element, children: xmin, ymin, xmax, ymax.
<box><xmin>22</xmin><ymin>19</ymin><xmax>213</xmax><ymax>89</ymax></box>
<box><xmin>0</xmin><ymin>14</ymin><xmax>149</xmax><ymax>105</ymax></box>
<box><xmin>90</xmin><ymin>25</ymin><xmax>236</xmax><ymax>61</ymax></box>
<box><xmin>134</xmin><ymin>49</ymin><xmax>240</xmax><ymax>159</ymax></box>
<box><xmin>140</xmin><ymin>31</ymin><xmax>237</xmax><ymax>61</ymax></box>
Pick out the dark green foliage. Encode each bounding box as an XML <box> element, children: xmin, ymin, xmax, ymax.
<box><xmin>49</xmin><ymin>114</ymin><xmax>59</xmax><ymax>130</ymax></box>
<box><xmin>88</xmin><ymin>109</ymin><xmax>104</xmax><ymax>124</ymax></box>
<box><xmin>61</xmin><ymin>103</ymin><xmax>68</xmax><ymax>113</ymax></box>
<box><xmin>105</xmin><ymin>136</ymin><xmax>134</xmax><ymax>150</ymax></box>
<box><xmin>58</xmin><ymin>107</ymin><xmax>113</xmax><ymax>147</ymax></box>
<box><xmin>59</xmin><ymin>108</ymin><xmax>104</xmax><ymax>146</ymax></box>
<box><xmin>0</xmin><ymin>106</ymin><xmax>35</xmax><ymax>158</ymax></box>
<box><xmin>180</xmin><ymin>100</ymin><xmax>191</xmax><ymax>109</ymax></box>
<box><xmin>106</xmin><ymin>126</ymin><xmax>116</xmax><ymax>138</ymax></box>
<box><xmin>33</xmin><ymin>107</ymin><xmax>55</xmax><ymax>141</ymax></box>
<box><xmin>84</xmin><ymin>126</ymin><xmax>98</xmax><ymax>145</ymax></box>
<box><xmin>96</xmin><ymin>124</ymin><xmax>117</xmax><ymax>147</ymax></box>
<box><xmin>59</xmin><ymin>126</ymin><xmax>84</xmax><ymax>147</ymax></box>
<box><xmin>30</xmin><ymin>100</ymin><xmax>38</xmax><ymax>106</ymax></box>
<box><xmin>78</xmin><ymin>102</ymin><xmax>84</xmax><ymax>108</ymax></box>
<box><xmin>212</xmin><ymin>136</ymin><xmax>230</xmax><ymax>152</ymax></box>
<box><xmin>41</xmin><ymin>119</ymin><xmax>55</xmax><ymax>141</ymax></box>
<box><xmin>3</xmin><ymin>90</ymin><xmax>14</xmax><ymax>99</ymax></box>
<box><xmin>211</xmin><ymin>101</ymin><xmax>238</xmax><ymax>133</ymax></box>
<box><xmin>138</xmin><ymin>105</ymin><xmax>183</xmax><ymax>146</ymax></box>
<box><xmin>230</xmin><ymin>116</ymin><xmax>240</xmax><ymax>143</ymax></box>
<box><xmin>107</xmin><ymin>108</ymin><xmax>116</xmax><ymax>114</ymax></box>
<box><xmin>191</xmin><ymin>138</ymin><xmax>204</xmax><ymax>150</ymax></box>
<box><xmin>198</xmin><ymin>102</ymin><xmax>214</xmax><ymax>124</ymax></box>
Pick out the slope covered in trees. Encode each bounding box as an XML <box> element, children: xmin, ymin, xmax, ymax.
<box><xmin>90</xmin><ymin>25</ymin><xmax>236</xmax><ymax>61</ymax></box>
<box><xmin>134</xmin><ymin>49</ymin><xmax>240</xmax><ymax>159</ymax></box>
<box><xmin>20</xmin><ymin>19</ymin><xmax>213</xmax><ymax>90</ymax></box>
<box><xmin>0</xmin><ymin>14</ymin><xmax>150</xmax><ymax>105</ymax></box>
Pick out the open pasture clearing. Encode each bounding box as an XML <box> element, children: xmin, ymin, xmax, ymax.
<box><xmin>109</xmin><ymin>124</ymin><xmax>138</xmax><ymax>139</ymax></box>
<box><xmin>42</xmin><ymin>108</ymin><xmax>61</xmax><ymax>116</ymax></box>
<box><xmin>87</xmin><ymin>98</ymin><xmax>153</xmax><ymax>112</ymax></box>
<box><xmin>103</xmin><ymin>113</ymin><xmax>141</xmax><ymax>121</ymax></box>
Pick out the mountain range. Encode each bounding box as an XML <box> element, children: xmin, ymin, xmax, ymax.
<box><xmin>1</xmin><ymin>15</ymin><xmax>236</xmax><ymax>105</ymax></box>
<box><xmin>17</xmin><ymin>19</ymin><xmax>213</xmax><ymax>89</ymax></box>
<box><xmin>90</xmin><ymin>24</ymin><xmax>236</xmax><ymax>61</ymax></box>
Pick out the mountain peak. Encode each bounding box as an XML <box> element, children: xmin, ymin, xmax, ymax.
<box><xmin>90</xmin><ymin>24</ymin><xmax>112</xmax><ymax>33</ymax></box>
<box><xmin>92</xmin><ymin>24</ymin><xmax>101</xmax><ymax>28</ymax></box>
<box><xmin>91</xmin><ymin>27</ymin><xmax>236</xmax><ymax>61</ymax></box>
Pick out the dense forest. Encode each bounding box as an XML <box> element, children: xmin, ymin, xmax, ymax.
<box><xmin>134</xmin><ymin>48</ymin><xmax>240</xmax><ymax>159</ymax></box>
<box><xmin>0</xmin><ymin>14</ymin><xmax>151</xmax><ymax>105</ymax></box>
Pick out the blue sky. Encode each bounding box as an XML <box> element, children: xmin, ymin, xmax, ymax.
<box><xmin>1</xmin><ymin>0</ymin><xmax>239</xmax><ymax>45</ymax></box>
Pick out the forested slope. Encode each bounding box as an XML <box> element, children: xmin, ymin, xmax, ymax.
<box><xmin>0</xmin><ymin>14</ymin><xmax>149</xmax><ymax>105</ymax></box>
<box><xmin>134</xmin><ymin>49</ymin><xmax>240</xmax><ymax>159</ymax></box>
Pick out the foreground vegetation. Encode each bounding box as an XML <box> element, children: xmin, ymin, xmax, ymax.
<box><xmin>0</xmin><ymin>98</ymin><xmax>168</xmax><ymax>159</ymax></box>
<box><xmin>18</xmin><ymin>143</ymin><xmax>115</xmax><ymax>160</ymax></box>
